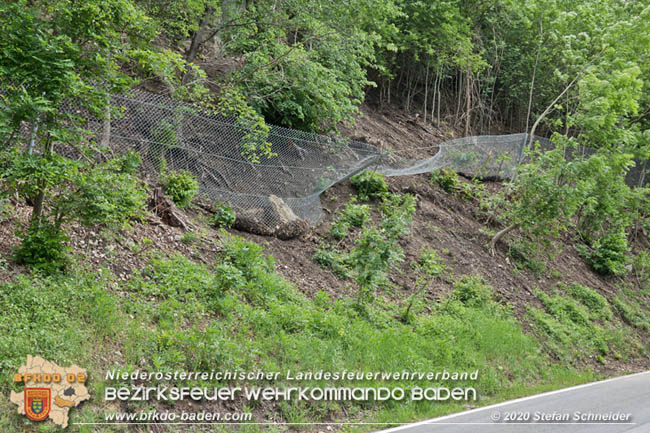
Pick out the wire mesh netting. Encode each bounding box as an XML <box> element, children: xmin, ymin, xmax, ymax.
<box><xmin>20</xmin><ymin>89</ymin><xmax>650</xmax><ymax>230</ymax></box>
<box><xmin>376</xmin><ymin>133</ymin><xmax>531</xmax><ymax>179</ymax></box>
<box><xmin>70</xmin><ymin>90</ymin><xmax>533</xmax><ymax>228</ymax></box>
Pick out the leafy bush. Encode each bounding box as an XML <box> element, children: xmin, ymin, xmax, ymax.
<box><xmin>403</xmin><ymin>248</ymin><xmax>446</xmax><ymax>321</ymax></box>
<box><xmin>537</xmin><ymin>291</ymin><xmax>592</xmax><ymax>327</ymax></box>
<box><xmin>565</xmin><ymin>284</ymin><xmax>613</xmax><ymax>321</ymax></box>
<box><xmin>317</xmin><ymin>192</ymin><xmax>416</xmax><ymax>304</ymax></box>
<box><xmin>4</xmin><ymin>149</ymin><xmax>147</xmax><ymax>271</ymax></box>
<box><xmin>329</xmin><ymin>200</ymin><xmax>370</xmax><ymax>240</ymax></box>
<box><xmin>349</xmin><ymin>227</ymin><xmax>404</xmax><ymax>301</ymax></box>
<box><xmin>341</xmin><ymin>201</ymin><xmax>370</xmax><ymax>227</ymax></box>
<box><xmin>380</xmin><ymin>193</ymin><xmax>416</xmax><ymax>238</ymax></box>
<box><xmin>219</xmin><ymin>236</ymin><xmax>291</xmax><ymax>303</ymax></box>
<box><xmin>313</xmin><ymin>246</ymin><xmax>348</xmax><ymax>279</ymax></box>
<box><xmin>451</xmin><ymin>275</ymin><xmax>493</xmax><ymax>308</ymax></box>
<box><xmin>430</xmin><ymin>168</ymin><xmax>459</xmax><ymax>192</ymax></box>
<box><xmin>613</xmin><ymin>291</ymin><xmax>650</xmax><ymax>331</ymax></box>
<box><xmin>413</xmin><ymin>248</ymin><xmax>446</xmax><ymax>278</ymax></box>
<box><xmin>73</xmin><ymin>154</ymin><xmax>147</xmax><ymax>226</ymax></box>
<box><xmin>329</xmin><ymin>219</ymin><xmax>349</xmax><ymax>240</ymax></box>
<box><xmin>349</xmin><ymin>193</ymin><xmax>416</xmax><ymax>301</ymax></box>
<box><xmin>489</xmin><ymin>141</ymin><xmax>582</xmax><ymax>251</ymax></box>
<box><xmin>209</xmin><ymin>201</ymin><xmax>236</xmax><ymax>228</ymax></box>
<box><xmin>14</xmin><ymin>222</ymin><xmax>70</xmax><ymax>274</ymax></box>
<box><xmin>578</xmin><ymin>226</ymin><xmax>628</xmax><ymax>276</ymax></box>
<box><xmin>528</xmin><ymin>288</ymin><xmax>631</xmax><ymax>362</ymax></box>
<box><xmin>0</xmin><ymin>198</ymin><xmax>11</xmax><ymax>223</ymax></box>
<box><xmin>574</xmin><ymin>151</ymin><xmax>636</xmax><ymax>243</ymax></box>
<box><xmin>160</xmin><ymin>169</ymin><xmax>199</xmax><ymax>208</ymax></box>
<box><xmin>489</xmin><ymin>137</ymin><xmax>645</xmax><ymax>259</ymax></box>
<box><xmin>350</xmin><ymin>170</ymin><xmax>388</xmax><ymax>201</ymax></box>
<box><xmin>181</xmin><ymin>232</ymin><xmax>198</xmax><ymax>245</ymax></box>
<box><xmin>632</xmin><ymin>252</ymin><xmax>650</xmax><ymax>291</ymax></box>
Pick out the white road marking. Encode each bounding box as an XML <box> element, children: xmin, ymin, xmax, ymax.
<box><xmin>376</xmin><ymin>370</ymin><xmax>650</xmax><ymax>433</ymax></box>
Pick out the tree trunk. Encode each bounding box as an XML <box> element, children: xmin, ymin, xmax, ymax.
<box><xmin>423</xmin><ymin>63</ymin><xmax>429</xmax><ymax>124</ymax></box>
<box><xmin>183</xmin><ymin>6</ymin><xmax>216</xmax><ymax>84</ymax></box>
<box><xmin>28</xmin><ymin>119</ymin><xmax>39</xmax><ymax>155</ymax></box>
<box><xmin>490</xmin><ymin>222</ymin><xmax>518</xmax><ymax>254</ymax></box>
<box><xmin>638</xmin><ymin>159</ymin><xmax>648</xmax><ymax>187</ymax></box>
<box><xmin>437</xmin><ymin>69</ymin><xmax>441</xmax><ymax>125</ymax></box>
<box><xmin>528</xmin><ymin>54</ymin><xmax>600</xmax><ymax>148</ymax></box>
<box><xmin>528</xmin><ymin>77</ymin><xmax>579</xmax><ymax>149</ymax></box>
<box><xmin>30</xmin><ymin>136</ymin><xmax>53</xmax><ymax>224</ymax></box>
<box><xmin>456</xmin><ymin>69</ymin><xmax>462</xmax><ymax>121</ymax></box>
<box><xmin>525</xmin><ymin>35</ymin><xmax>541</xmax><ymax>133</ymax></box>
<box><xmin>3</xmin><ymin>124</ymin><xmax>19</xmax><ymax>149</ymax></box>
<box><xmin>387</xmin><ymin>78</ymin><xmax>391</xmax><ymax>104</ymax></box>
<box><xmin>464</xmin><ymin>59</ymin><xmax>471</xmax><ymax>136</ymax></box>
<box><xmin>101</xmin><ymin>101</ymin><xmax>111</xmax><ymax>148</ymax></box>
<box><xmin>431</xmin><ymin>67</ymin><xmax>438</xmax><ymax>124</ymax></box>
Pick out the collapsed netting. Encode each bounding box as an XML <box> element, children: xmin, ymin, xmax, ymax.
<box><xmin>73</xmin><ymin>90</ymin><xmax>646</xmax><ymax>227</ymax></box>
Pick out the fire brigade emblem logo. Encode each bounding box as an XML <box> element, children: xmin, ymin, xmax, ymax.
<box><xmin>24</xmin><ymin>388</ymin><xmax>51</xmax><ymax>422</ymax></box>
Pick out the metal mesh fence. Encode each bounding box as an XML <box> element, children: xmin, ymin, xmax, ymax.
<box><xmin>99</xmin><ymin>90</ymin><xmax>381</xmax><ymax>228</ymax></box>
<box><xmin>18</xmin><ymin>89</ymin><xmax>650</xmax><ymax>229</ymax></box>
<box><xmin>71</xmin><ymin>90</ymin><xmax>533</xmax><ymax>228</ymax></box>
<box><xmin>376</xmin><ymin>133</ymin><xmax>530</xmax><ymax>179</ymax></box>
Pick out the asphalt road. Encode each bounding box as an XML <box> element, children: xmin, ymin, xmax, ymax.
<box><xmin>377</xmin><ymin>371</ymin><xmax>650</xmax><ymax>433</ymax></box>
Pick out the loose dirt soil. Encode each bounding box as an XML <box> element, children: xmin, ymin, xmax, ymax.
<box><xmin>1</xmin><ymin>102</ymin><xmax>647</xmax><ymax>375</ymax></box>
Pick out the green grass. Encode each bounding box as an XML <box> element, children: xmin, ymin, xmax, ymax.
<box><xmin>0</xmin><ymin>235</ymin><xmax>602</xmax><ymax>432</ymax></box>
<box><xmin>527</xmin><ymin>284</ymin><xmax>641</xmax><ymax>364</ymax></box>
<box><xmin>613</xmin><ymin>289</ymin><xmax>650</xmax><ymax>331</ymax></box>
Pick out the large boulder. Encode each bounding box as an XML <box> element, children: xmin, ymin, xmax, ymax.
<box><xmin>267</xmin><ymin>195</ymin><xmax>308</xmax><ymax>240</ymax></box>
<box><xmin>233</xmin><ymin>208</ymin><xmax>275</xmax><ymax>236</ymax></box>
<box><xmin>268</xmin><ymin>195</ymin><xmax>299</xmax><ymax>225</ymax></box>
<box><xmin>232</xmin><ymin>195</ymin><xmax>308</xmax><ymax>240</ymax></box>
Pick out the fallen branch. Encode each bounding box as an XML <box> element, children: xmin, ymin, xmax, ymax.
<box><xmin>490</xmin><ymin>223</ymin><xmax>518</xmax><ymax>255</ymax></box>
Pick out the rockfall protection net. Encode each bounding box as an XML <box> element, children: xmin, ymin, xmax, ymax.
<box><xmin>64</xmin><ymin>90</ymin><xmax>532</xmax><ymax>228</ymax></box>
<box><xmin>42</xmin><ymin>90</ymin><xmax>650</xmax><ymax>229</ymax></box>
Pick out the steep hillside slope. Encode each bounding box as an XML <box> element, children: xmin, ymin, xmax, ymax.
<box><xmin>0</xmin><ymin>103</ymin><xmax>648</xmax><ymax>432</ymax></box>
<box><xmin>235</xmin><ymin>104</ymin><xmax>650</xmax><ymax>373</ymax></box>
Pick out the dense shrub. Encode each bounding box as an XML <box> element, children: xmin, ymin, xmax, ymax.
<box><xmin>632</xmin><ymin>252</ymin><xmax>650</xmax><ymax>291</ymax></box>
<box><xmin>209</xmin><ymin>201</ymin><xmax>236</xmax><ymax>228</ymax></box>
<box><xmin>0</xmin><ymin>198</ymin><xmax>10</xmax><ymax>223</ymax></box>
<box><xmin>451</xmin><ymin>275</ymin><xmax>493</xmax><ymax>308</ymax></box>
<box><xmin>350</xmin><ymin>170</ymin><xmax>388</xmax><ymax>201</ymax></box>
<box><xmin>489</xmin><ymin>141</ymin><xmax>582</xmax><ymax>249</ymax></box>
<box><xmin>402</xmin><ymin>248</ymin><xmax>446</xmax><ymax>321</ymax></box>
<box><xmin>528</xmin><ymin>288</ymin><xmax>633</xmax><ymax>363</ymax></box>
<box><xmin>565</xmin><ymin>284</ymin><xmax>612</xmax><ymax>321</ymax></box>
<box><xmin>14</xmin><ymin>222</ymin><xmax>70</xmax><ymax>274</ymax></box>
<box><xmin>73</xmin><ymin>153</ymin><xmax>147</xmax><ymax>226</ymax></box>
<box><xmin>430</xmin><ymin>168</ymin><xmax>459</xmax><ymax>192</ymax></box>
<box><xmin>329</xmin><ymin>219</ymin><xmax>349</xmax><ymax>240</ymax></box>
<box><xmin>329</xmin><ymin>200</ymin><xmax>370</xmax><ymax>240</ymax></box>
<box><xmin>4</xmin><ymin>150</ymin><xmax>147</xmax><ymax>272</ymax></box>
<box><xmin>613</xmin><ymin>291</ymin><xmax>650</xmax><ymax>331</ymax></box>
<box><xmin>507</xmin><ymin>240</ymin><xmax>547</xmax><ymax>278</ymax></box>
<box><xmin>160</xmin><ymin>169</ymin><xmax>199</xmax><ymax>208</ymax></box>
<box><xmin>341</xmin><ymin>202</ymin><xmax>370</xmax><ymax>227</ymax></box>
<box><xmin>313</xmin><ymin>245</ymin><xmax>348</xmax><ymax>278</ymax></box>
<box><xmin>316</xmin><ymin>192</ymin><xmax>417</xmax><ymax>304</ymax></box>
<box><xmin>380</xmin><ymin>193</ymin><xmax>416</xmax><ymax>238</ymax></box>
<box><xmin>574</xmin><ymin>152</ymin><xmax>636</xmax><ymax>243</ymax></box>
<box><xmin>578</xmin><ymin>226</ymin><xmax>628</xmax><ymax>276</ymax></box>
